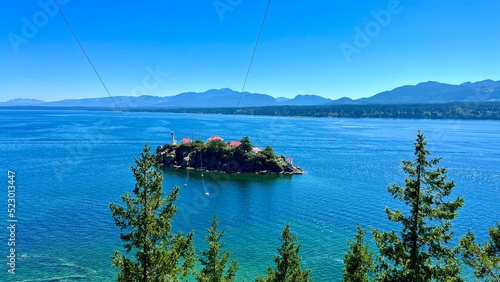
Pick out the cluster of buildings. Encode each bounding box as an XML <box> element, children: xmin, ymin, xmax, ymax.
<box><xmin>169</xmin><ymin>131</ymin><xmax>294</xmax><ymax>166</ymax></box>
<box><xmin>170</xmin><ymin>132</ymin><xmax>263</xmax><ymax>153</ymax></box>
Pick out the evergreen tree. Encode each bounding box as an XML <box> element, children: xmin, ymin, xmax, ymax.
<box><xmin>371</xmin><ymin>131</ymin><xmax>465</xmax><ymax>282</ymax></box>
<box><xmin>343</xmin><ymin>224</ymin><xmax>374</xmax><ymax>282</ymax></box>
<box><xmin>197</xmin><ymin>214</ymin><xmax>238</xmax><ymax>282</ymax></box>
<box><xmin>239</xmin><ymin>136</ymin><xmax>253</xmax><ymax>153</ymax></box>
<box><xmin>256</xmin><ymin>222</ymin><xmax>312</xmax><ymax>282</ymax></box>
<box><xmin>235</xmin><ymin>136</ymin><xmax>253</xmax><ymax>172</ymax></box>
<box><xmin>110</xmin><ymin>145</ymin><xmax>195</xmax><ymax>281</ymax></box>
<box><xmin>261</xmin><ymin>145</ymin><xmax>277</xmax><ymax>159</ymax></box>
<box><xmin>206</xmin><ymin>139</ymin><xmax>228</xmax><ymax>158</ymax></box>
<box><xmin>457</xmin><ymin>223</ymin><xmax>500</xmax><ymax>281</ymax></box>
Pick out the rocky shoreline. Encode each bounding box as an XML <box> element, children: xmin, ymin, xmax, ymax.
<box><xmin>158</xmin><ymin>163</ymin><xmax>305</xmax><ymax>175</ymax></box>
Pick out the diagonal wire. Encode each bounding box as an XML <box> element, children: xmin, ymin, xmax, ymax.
<box><xmin>52</xmin><ymin>0</ymin><xmax>125</xmax><ymax>118</ymax></box>
<box><xmin>195</xmin><ymin>0</ymin><xmax>272</xmax><ymax>193</ymax></box>
<box><xmin>233</xmin><ymin>0</ymin><xmax>272</xmax><ymax>120</ymax></box>
<box><xmin>53</xmin><ymin>0</ymin><xmax>270</xmax><ymax>122</ymax></box>
<box><xmin>199</xmin><ymin>0</ymin><xmax>271</xmax><ymax>189</ymax></box>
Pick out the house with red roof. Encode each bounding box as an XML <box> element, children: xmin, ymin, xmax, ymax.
<box><xmin>229</xmin><ymin>141</ymin><xmax>241</xmax><ymax>147</ymax></box>
<box><xmin>207</xmin><ymin>136</ymin><xmax>224</xmax><ymax>142</ymax></box>
<box><xmin>181</xmin><ymin>137</ymin><xmax>192</xmax><ymax>144</ymax></box>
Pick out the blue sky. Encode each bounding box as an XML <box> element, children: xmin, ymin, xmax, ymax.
<box><xmin>2</xmin><ymin>0</ymin><xmax>500</xmax><ymax>102</ymax></box>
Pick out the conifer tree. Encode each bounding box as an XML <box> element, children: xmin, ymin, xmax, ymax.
<box><xmin>257</xmin><ymin>222</ymin><xmax>312</xmax><ymax>282</ymax></box>
<box><xmin>457</xmin><ymin>223</ymin><xmax>500</xmax><ymax>281</ymax></box>
<box><xmin>196</xmin><ymin>214</ymin><xmax>238</xmax><ymax>282</ymax></box>
<box><xmin>343</xmin><ymin>224</ymin><xmax>374</xmax><ymax>282</ymax></box>
<box><xmin>110</xmin><ymin>145</ymin><xmax>195</xmax><ymax>281</ymax></box>
<box><xmin>262</xmin><ymin>145</ymin><xmax>277</xmax><ymax>159</ymax></box>
<box><xmin>371</xmin><ymin>131</ymin><xmax>464</xmax><ymax>282</ymax></box>
<box><xmin>239</xmin><ymin>136</ymin><xmax>253</xmax><ymax>154</ymax></box>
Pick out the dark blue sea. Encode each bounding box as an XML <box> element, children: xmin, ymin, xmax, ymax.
<box><xmin>0</xmin><ymin>109</ymin><xmax>498</xmax><ymax>281</ymax></box>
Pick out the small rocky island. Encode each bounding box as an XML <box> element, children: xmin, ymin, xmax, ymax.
<box><xmin>156</xmin><ymin>133</ymin><xmax>304</xmax><ymax>175</ymax></box>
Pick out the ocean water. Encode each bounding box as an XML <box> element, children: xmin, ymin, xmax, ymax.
<box><xmin>0</xmin><ymin>109</ymin><xmax>498</xmax><ymax>281</ymax></box>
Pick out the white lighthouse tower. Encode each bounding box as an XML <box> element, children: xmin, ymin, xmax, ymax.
<box><xmin>171</xmin><ymin>131</ymin><xmax>177</xmax><ymax>145</ymax></box>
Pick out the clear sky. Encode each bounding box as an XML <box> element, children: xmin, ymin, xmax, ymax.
<box><xmin>2</xmin><ymin>0</ymin><xmax>500</xmax><ymax>102</ymax></box>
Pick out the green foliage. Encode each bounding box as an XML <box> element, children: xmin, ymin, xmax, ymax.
<box><xmin>151</xmin><ymin>102</ymin><xmax>500</xmax><ymax>120</ymax></box>
<box><xmin>204</xmin><ymin>140</ymin><xmax>230</xmax><ymax>169</ymax></box>
<box><xmin>257</xmin><ymin>222</ymin><xmax>312</xmax><ymax>282</ymax></box>
<box><xmin>457</xmin><ymin>223</ymin><xmax>500</xmax><ymax>281</ymax></box>
<box><xmin>238</xmin><ymin>136</ymin><xmax>253</xmax><ymax>154</ymax></box>
<box><xmin>343</xmin><ymin>224</ymin><xmax>375</xmax><ymax>282</ymax></box>
<box><xmin>251</xmin><ymin>153</ymin><xmax>268</xmax><ymax>172</ymax></box>
<box><xmin>261</xmin><ymin>146</ymin><xmax>277</xmax><ymax>159</ymax></box>
<box><xmin>197</xmin><ymin>214</ymin><xmax>238</xmax><ymax>282</ymax></box>
<box><xmin>492</xmin><ymin>224</ymin><xmax>500</xmax><ymax>257</ymax></box>
<box><xmin>371</xmin><ymin>131</ymin><xmax>465</xmax><ymax>282</ymax></box>
<box><xmin>192</xmin><ymin>140</ymin><xmax>205</xmax><ymax>152</ymax></box>
<box><xmin>206</xmin><ymin>139</ymin><xmax>229</xmax><ymax>157</ymax></box>
<box><xmin>110</xmin><ymin>145</ymin><xmax>195</xmax><ymax>281</ymax></box>
<box><xmin>160</xmin><ymin>136</ymin><xmax>287</xmax><ymax>174</ymax></box>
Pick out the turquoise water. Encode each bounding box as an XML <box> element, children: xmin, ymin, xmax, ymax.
<box><xmin>0</xmin><ymin>109</ymin><xmax>499</xmax><ymax>281</ymax></box>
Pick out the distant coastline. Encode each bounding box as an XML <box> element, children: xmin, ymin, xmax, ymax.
<box><xmin>2</xmin><ymin>79</ymin><xmax>500</xmax><ymax>120</ymax></box>
<box><xmin>2</xmin><ymin>102</ymin><xmax>499</xmax><ymax>120</ymax></box>
<box><xmin>132</xmin><ymin>102</ymin><xmax>500</xmax><ymax>120</ymax></box>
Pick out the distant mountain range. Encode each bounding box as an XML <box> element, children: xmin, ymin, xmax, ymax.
<box><xmin>2</xmin><ymin>80</ymin><xmax>500</xmax><ymax>108</ymax></box>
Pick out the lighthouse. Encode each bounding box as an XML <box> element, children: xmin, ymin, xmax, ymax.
<box><xmin>171</xmin><ymin>131</ymin><xmax>177</xmax><ymax>145</ymax></box>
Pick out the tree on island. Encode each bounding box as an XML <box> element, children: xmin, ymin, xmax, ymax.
<box><xmin>196</xmin><ymin>214</ymin><xmax>238</xmax><ymax>282</ymax></box>
<box><xmin>343</xmin><ymin>224</ymin><xmax>375</xmax><ymax>282</ymax></box>
<box><xmin>457</xmin><ymin>223</ymin><xmax>500</xmax><ymax>281</ymax></box>
<box><xmin>257</xmin><ymin>222</ymin><xmax>312</xmax><ymax>282</ymax></box>
<box><xmin>206</xmin><ymin>139</ymin><xmax>229</xmax><ymax>159</ymax></box>
<box><xmin>370</xmin><ymin>131</ymin><xmax>465</xmax><ymax>281</ymax></box>
<box><xmin>261</xmin><ymin>145</ymin><xmax>277</xmax><ymax>159</ymax></box>
<box><xmin>110</xmin><ymin>145</ymin><xmax>195</xmax><ymax>281</ymax></box>
<box><xmin>205</xmin><ymin>139</ymin><xmax>230</xmax><ymax>169</ymax></box>
<box><xmin>238</xmin><ymin>136</ymin><xmax>253</xmax><ymax>153</ymax></box>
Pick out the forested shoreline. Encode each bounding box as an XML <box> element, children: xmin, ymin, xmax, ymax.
<box><xmin>136</xmin><ymin>102</ymin><xmax>500</xmax><ymax>120</ymax></box>
<box><xmin>4</xmin><ymin>102</ymin><xmax>499</xmax><ymax>119</ymax></box>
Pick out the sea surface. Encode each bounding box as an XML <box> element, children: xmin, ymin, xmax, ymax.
<box><xmin>0</xmin><ymin>109</ymin><xmax>498</xmax><ymax>281</ymax></box>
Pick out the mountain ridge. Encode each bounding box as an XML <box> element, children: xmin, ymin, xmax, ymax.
<box><xmin>2</xmin><ymin>79</ymin><xmax>499</xmax><ymax>108</ymax></box>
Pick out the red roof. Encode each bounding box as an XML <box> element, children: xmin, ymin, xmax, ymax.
<box><xmin>207</xmin><ymin>136</ymin><xmax>224</xmax><ymax>142</ymax></box>
<box><xmin>229</xmin><ymin>141</ymin><xmax>241</xmax><ymax>147</ymax></box>
<box><xmin>181</xmin><ymin>137</ymin><xmax>192</xmax><ymax>144</ymax></box>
